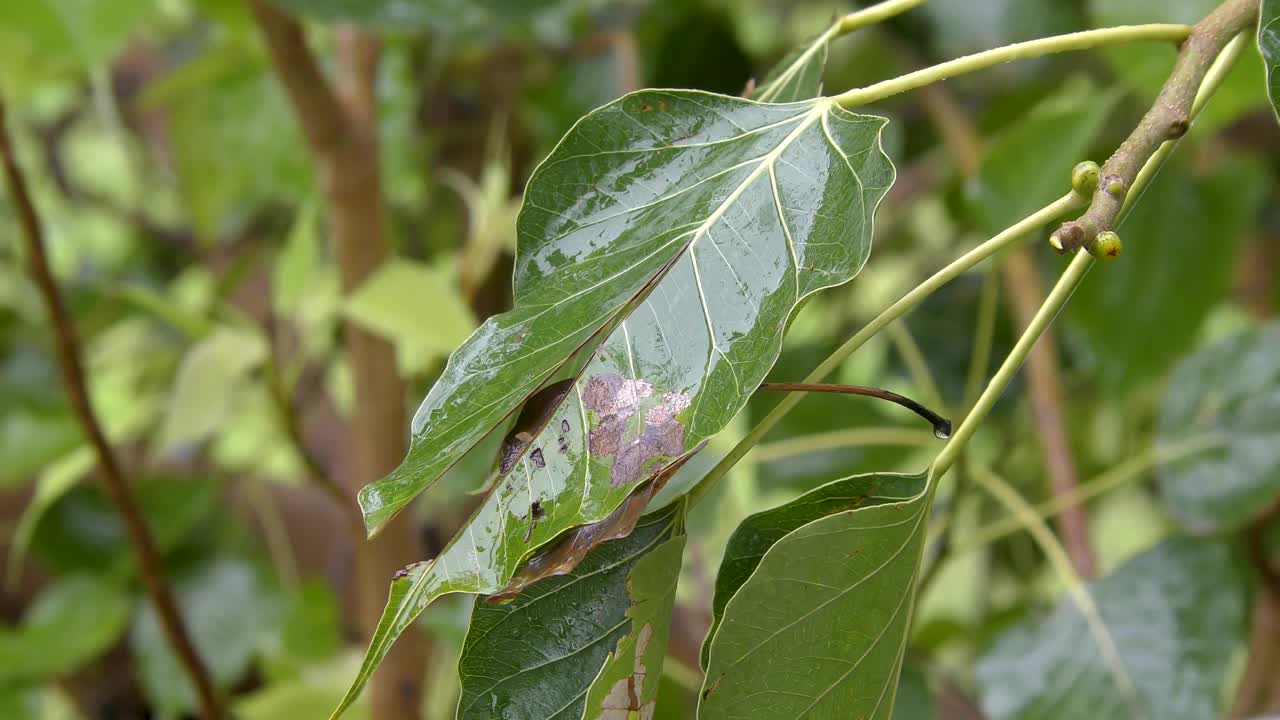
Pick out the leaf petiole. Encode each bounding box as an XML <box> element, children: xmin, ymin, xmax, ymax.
<box><xmin>757</xmin><ymin>382</ymin><xmax>951</xmax><ymax>439</ymax></box>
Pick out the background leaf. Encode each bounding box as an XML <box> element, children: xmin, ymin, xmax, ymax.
<box><xmin>1156</xmin><ymin>320</ymin><xmax>1280</xmax><ymax>534</ymax></box>
<box><xmin>700</xmin><ymin>471</ymin><xmax>929</xmax><ymax>719</ymax></box>
<box><xmin>975</xmin><ymin>538</ymin><xmax>1246</xmax><ymax>720</ymax></box>
<box><xmin>0</xmin><ymin>573</ymin><xmax>131</xmax><ymax>683</ymax></box>
<box><xmin>456</xmin><ymin>504</ymin><xmax>683</xmax><ymax>720</ymax></box>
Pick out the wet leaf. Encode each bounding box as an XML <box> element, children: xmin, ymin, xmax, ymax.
<box><xmin>336</xmin><ymin>91</ymin><xmax>894</xmax><ymax>718</ymax></box>
<box><xmin>975</xmin><ymin>538</ymin><xmax>1245</xmax><ymax>720</ymax></box>
<box><xmin>751</xmin><ymin>31</ymin><xmax>831</xmax><ymax>103</ymax></box>
<box><xmin>700</xmin><ymin>471</ymin><xmax>929</xmax><ymax>719</ymax></box>
<box><xmin>456</xmin><ymin>504</ymin><xmax>684</xmax><ymax>720</ymax></box>
<box><xmin>490</xmin><ymin>445</ymin><xmax>700</xmax><ymax>601</ymax></box>
<box><xmin>1156</xmin><ymin>321</ymin><xmax>1280</xmax><ymax>534</ymax></box>
<box><xmin>361</xmin><ymin>91</ymin><xmax>893</xmax><ymax>533</ymax></box>
<box><xmin>1262</xmin><ymin>0</ymin><xmax>1280</xmax><ymax>121</ymax></box>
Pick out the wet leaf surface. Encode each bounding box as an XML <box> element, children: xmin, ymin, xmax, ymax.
<box><xmin>700</xmin><ymin>471</ymin><xmax>929</xmax><ymax>719</ymax></box>
<box><xmin>1157</xmin><ymin>321</ymin><xmax>1280</xmax><ymax>534</ymax></box>
<box><xmin>976</xmin><ymin>538</ymin><xmax>1246</xmax><ymax>720</ymax></box>
<box><xmin>1264</xmin><ymin>0</ymin><xmax>1280</xmax><ymax>121</ymax></box>
<box><xmin>334</xmin><ymin>90</ymin><xmax>894</xmax><ymax>716</ymax></box>
<box><xmin>456</xmin><ymin>504</ymin><xmax>684</xmax><ymax>720</ymax></box>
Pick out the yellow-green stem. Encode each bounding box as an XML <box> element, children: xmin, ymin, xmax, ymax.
<box><xmin>833</xmin><ymin>25</ymin><xmax>1191</xmax><ymax>108</ymax></box>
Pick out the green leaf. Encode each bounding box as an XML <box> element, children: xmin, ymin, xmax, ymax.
<box><xmin>362</xmin><ymin>91</ymin><xmax>894</xmax><ymax>533</ymax></box>
<box><xmin>1156</xmin><ymin>321</ymin><xmax>1280</xmax><ymax>534</ymax></box>
<box><xmin>892</xmin><ymin>663</ymin><xmax>935</xmax><ymax>720</ymax></box>
<box><xmin>751</xmin><ymin>30</ymin><xmax>832</xmax><ymax>103</ymax></box>
<box><xmin>157</xmin><ymin>326</ymin><xmax>267</xmax><ymax>453</ymax></box>
<box><xmin>457</xmin><ymin>504</ymin><xmax>684</xmax><ymax>720</ymax></box>
<box><xmin>1262</xmin><ymin>0</ymin><xmax>1280</xmax><ymax>122</ymax></box>
<box><xmin>1068</xmin><ymin>155</ymin><xmax>1266</xmax><ymax>388</ymax></box>
<box><xmin>336</xmin><ymin>91</ymin><xmax>894</xmax><ymax>717</ymax></box>
<box><xmin>975</xmin><ymin>538</ymin><xmax>1246</xmax><ymax>719</ymax></box>
<box><xmin>342</xmin><ymin>259</ymin><xmax>476</xmax><ymax>375</ymax></box>
<box><xmin>0</xmin><ymin>0</ymin><xmax>158</xmax><ymax>93</ymax></box>
<box><xmin>273</xmin><ymin>199</ymin><xmax>320</xmax><ymax>317</ymax></box>
<box><xmin>700</xmin><ymin>471</ymin><xmax>929</xmax><ymax>719</ymax></box>
<box><xmin>132</xmin><ymin>559</ymin><xmax>278</xmax><ymax>718</ymax></box>
<box><xmin>236</xmin><ymin>653</ymin><xmax>371</xmax><ymax>720</ymax></box>
<box><xmin>0</xmin><ymin>574</ymin><xmax>132</xmax><ymax>683</ymax></box>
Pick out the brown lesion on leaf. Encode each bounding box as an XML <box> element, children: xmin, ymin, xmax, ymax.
<box><xmin>487</xmin><ymin>445</ymin><xmax>703</xmax><ymax>602</ymax></box>
<box><xmin>583</xmin><ymin>373</ymin><xmax>691</xmax><ymax>487</ymax></box>
<box><xmin>599</xmin><ymin>623</ymin><xmax>655</xmax><ymax>719</ymax></box>
<box><xmin>391</xmin><ymin>560</ymin><xmax>431</xmax><ymax>582</ymax></box>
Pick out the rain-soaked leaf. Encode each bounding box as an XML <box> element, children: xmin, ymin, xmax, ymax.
<box><xmin>332</xmin><ymin>91</ymin><xmax>894</xmax><ymax>717</ymax></box>
<box><xmin>490</xmin><ymin>446</ymin><xmax>700</xmax><ymax>601</ymax></box>
<box><xmin>700</xmin><ymin>471</ymin><xmax>929</xmax><ymax>719</ymax></box>
<box><xmin>1262</xmin><ymin>0</ymin><xmax>1280</xmax><ymax>121</ymax></box>
<box><xmin>457</xmin><ymin>504</ymin><xmax>684</xmax><ymax>720</ymax></box>
<box><xmin>975</xmin><ymin>538</ymin><xmax>1245</xmax><ymax>720</ymax></box>
<box><xmin>1156</xmin><ymin>321</ymin><xmax>1280</xmax><ymax>534</ymax></box>
<box><xmin>751</xmin><ymin>30</ymin><xmax>832</xmax><ymax>103</ymax></box>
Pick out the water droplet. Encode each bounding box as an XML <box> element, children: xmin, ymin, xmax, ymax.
<box><xmin>933</xmin><ymin>420</ymin><xmax>952</xmax><ymax>440</ymax></box>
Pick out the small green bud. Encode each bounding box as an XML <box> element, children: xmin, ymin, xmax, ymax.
<box><xmin>1071</xmin><ymin>161</ymin><xmax>1100</xmax><ymax>196</ymax></box>
<box><xmin>1049</xmin><ymin>232</ymin><xmax>1065</xmax><ymax>252</ymax></box>
<box><xmin>1089</xmin><ymin>231</ymin><xmax>1122</xmax><ymax>261</ymax></box>
<box><xmin>1103</xmin><ymin>174</ymin><xmax>1125</xmax><ymax>198</ymax></box>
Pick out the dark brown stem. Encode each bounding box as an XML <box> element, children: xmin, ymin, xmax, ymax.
<box><xmin>0</xmin><ymin>99</ymin><xmax>224</xmax><ymax>719</ymax></box>
<box><xmin>249</xmin><ymin>4</ymin><xmax>429</xmax><ymax>717</ymax></box>
<box><xmin>757</xmin><ymin>383</ymin><xmax>952</xmax><ymax>439</ymax></box>
<box><xmin>1050</xmin><ymin>0</ymin><xmax>1257</xmax><ymax>253</ymax></box>
<box><xmin>1230</xmin><ymin>505</ymin><xmax>1280</xmax><ymax>718</ymax></box>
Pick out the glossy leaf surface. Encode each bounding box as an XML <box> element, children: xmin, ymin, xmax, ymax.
<box><xmin>700</xmin><ymin>471</ymin><xmax>929</xmax><ymax>719</ymax></box>
<box><xmin>751</xmin><ymin>31</ymin><xmax>831</xmax><ymax>103</ymax></box>
<box><xmin>339</xmin><ymin>90</ymin><xmax>894</xmax><ymax>718</ymax></box>
<box><xmin>1262</xmin><ymin>0</ymin><xmax>1280</xmax><ymax>121</ymax></box>
<box><xmin>1157</xmin><ymin>321</ymin><xmax>1280</xmax><ymax>534</ymax></box>
<box><xmin>456</xmin><ymin>505</ymin><xmax>683</xmax><ymax>720</ymax></box>
<box><xmin>976</xmin><ymin>538</ymin><xmax>1245</xmax><ymax>719</ymax></box>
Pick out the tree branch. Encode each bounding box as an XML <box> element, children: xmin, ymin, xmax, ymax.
<box><xmin>1050</xmin><ymin>0</ymin><xmax>1258</xmax><ymax>253</ymax></box>
<box><xmin>0</xmin><ymin>98</ymin><xmax>224</xmax><ymax>720</ymax></box>
<box><xmin>250</xmin><ymin>5</ymin><xmax>428</xmax><ymax>717</ymax></box>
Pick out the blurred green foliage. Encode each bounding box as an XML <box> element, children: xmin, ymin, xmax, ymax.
<box><xmin>0</xmin><ymin>0</ymin><xmax>1276</xmax><ymax>718</ymax></box>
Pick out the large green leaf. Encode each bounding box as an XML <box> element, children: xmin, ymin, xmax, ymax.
<box><xmin>1262</xmin><ymin>0</ymin><xmax>1280</xmax><ymax>121</ymax></box>
<box><xmin>362</xmin><ymin>91</ymin><xmax>893</xmax><ymax>533</ymax></box>
<box><xmin>975</xmin><ymin>538</ymin><xmax>1246</xmax><ymax>719</ymax></box>
<box><xmin>1068</xmin><ymin>155</ymin><xmax>1266</xmax><ymax>388</ymax></box>
<box><xmin>1156</xmin><ymin>321</ymin><xmax>1280</xmax><ymax>534</ymax></box>
<box><xmin>457</xmin><ymin>504</ymin><xmax>684</xmax><ymax>720</ymax></box>
<box><xmin>700</xmin><ymin>471</ymin><xmax>930</xmax><ymax>719</ymax></box>
<box><xmin>0</xmin><ymin>573</ymin><xmax>132</xmax><ymax>683</ymax></box>
<box><xmin>338</xmin><ymin>90</ymin><xmax>894</xmax><ymax>717</ymax></box>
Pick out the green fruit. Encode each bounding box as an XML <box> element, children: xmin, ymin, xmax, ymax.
<box><xmin>1071</xmin><ymin>161</ymin><xmax>1100</xmax><ymax>195</ymax></box>
<box><xmin>1089</xmin><ymin>230</ymin><xmax>1122</xmax><ymax>260</ymax></box>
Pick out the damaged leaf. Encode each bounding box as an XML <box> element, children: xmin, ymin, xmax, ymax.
<box><xmin>333</xmin><ymin>89</ymin><xmax>894</xmax><ymax>718</ymax></box>
<box><xmin>456</xmin><ymin>504</ymin><xmax>685</xmax><ymax>720</ymax></box>
<box><xmin>700</xmin><ymin>471</ymin><xmax>929</xmax><ymax>719</ymax></box>
<box><xmin>490</xmin><ymin>445</ymin><xmax>701</xmax><ymax>602</ymax></box>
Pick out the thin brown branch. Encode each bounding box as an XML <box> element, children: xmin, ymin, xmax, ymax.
<box><xmin>1050</xmin><ymin>0</ymin><xmax>1258</xmax><ymax>253</ymax></box>
<box><xmin>1230</xmin><ymin>507</ymin><xmax>1280</xmax><ymax>720</ymax></box>
<box><xmin>0</xmin><ymin>99</ymin><xmax>224</xmax><ymax>720</ymax></box>
<box><xmin>757</xmin><ymin>382</ymin><xmax>951</xmax><ymax>439</ymax></box>
<box><xmin>251</xmin><ymin>6</ymin><xmax>428</xmax><ymax>717</ymax></box>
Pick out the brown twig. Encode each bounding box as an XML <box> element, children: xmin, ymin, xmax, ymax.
<box><xmin>757</xmin><ymin>383</ymin><xmax>952</xmax><ymax>439</ymax></box>
<box><xmin>249</xmin><ymin>4</ymin><xmax>429</xmax><ymax>716</ymax></box>
<box><xmin>0</xmin><ymin>99</ymin><xmax>223</xmax><ymax>719</ymax></box>
<box><xmin>1050</xmin><ymin>0</ymin><xmax>1258</xmax><ymax>253</ymax></box>
<box><xmin>1230</xmin><ymin>503</ymin><xmax>1280</xmax><ymax>718</ymax></box>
